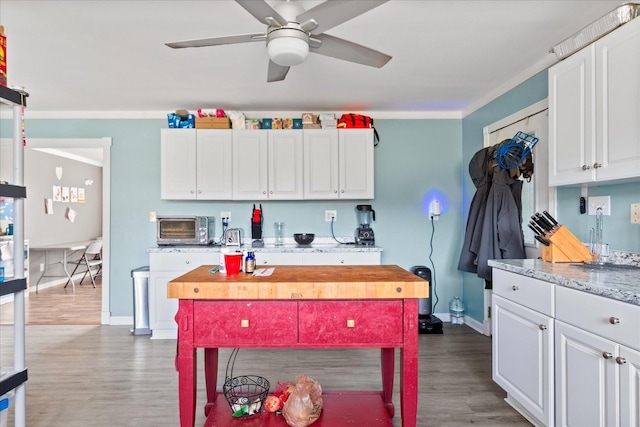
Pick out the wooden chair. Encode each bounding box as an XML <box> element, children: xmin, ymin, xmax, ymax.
<box><xmin>64</xmin><ymin>240</ymin><xmax>103</xmax><ymax>289</ymax></box>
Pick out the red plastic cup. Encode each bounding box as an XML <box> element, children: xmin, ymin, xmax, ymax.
<box><xmin>224</xmin><ymin>253</ymin><xmax>243</xmax><ymax>276</ymax></box>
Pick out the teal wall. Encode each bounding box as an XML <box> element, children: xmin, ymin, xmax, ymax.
<box><xmin>2</xmin><ymin>118</ymin><xmax>464</xmax><ymax>318</ymax></box>
<box><xmin>4</xmin><ymin>71</ymin><xmax>638</xmax><ymax>323</ymax></box>
<box><xmin>557</xmin><ymin>183</ymin><xmax>640</xmax><ymax>252</ymax></box>
<box><xmin>460</xmin><ymin>71</ymin><xmax>549</xmax><ymax>321</ymax></box>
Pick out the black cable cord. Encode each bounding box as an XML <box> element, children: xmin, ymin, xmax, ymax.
<box><xmin>330</xmin><ymin>218</ymin><xmax>352</xmax><ymax>244</ymax></box>
<box><xmin>428</xmin><ymin>216</ymin><xmax>439</xmax><ymax>312</ymax></box>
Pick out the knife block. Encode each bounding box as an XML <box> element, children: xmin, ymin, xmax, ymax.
<box><xmin>541</xmin><ymin>225</ymin><xmax>596</xmax><ymax>263</ymax></box>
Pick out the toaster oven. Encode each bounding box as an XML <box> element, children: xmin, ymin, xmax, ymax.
<box><xmin>156</xmin><ymin>216</ymin><xmax>215</xmax><ymax>246</ymax></box>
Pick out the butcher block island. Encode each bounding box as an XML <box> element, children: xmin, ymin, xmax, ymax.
<box><xmin>168</xmin><ymin>264</ymin><xmax>429</xmax><ymax>427</ymax></box>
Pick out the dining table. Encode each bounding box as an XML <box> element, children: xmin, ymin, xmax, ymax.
<box><xmin>31</xmin><ymin>240</ymin><xmax>93</xmax><ymax>292</ymax></box>
<box><xmin>168</xmin><ymin>264</ymin><xmax>429</xmax><ymax>427</ymax></box>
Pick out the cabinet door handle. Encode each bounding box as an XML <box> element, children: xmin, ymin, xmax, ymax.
<box><xmin>340</xmin><ymin>260</ymin><xmax>344</xmax><ymax>264</ymax></box>
<box><xmin>539</xmin><ymin>324</ymin><xmax>547</xmax><ymax>330</ymax></box>
<box><xmin>609</xmin><ymin>317</ymin><xmax>620</xmax><ymax>324</ymax></box>
<box><xmin>262</xmin><ymin>191</ymin><xmax>267</xmax><ymax>194</ymax></box>
<box><xmin>190</xmin><ymin>190</ymin><xmax>196</xmax><ymax>194</ymax></box>
<box><xmin>511</xmin><ymin>285</ymin><xmax>519</xmax><ymax>291</ymax></box>
<box><xmin>270</xmin><ymin>191</ymin><xmax>273</xmax><ymax>194</ymax></box>
<box><xmin>333</xmin><ymin>190</ymin><xmax>338</xmax><ymax>193</ymax></box>
<box><xmin>593</xmin><ymin>163</ymin><xmax>602</xmax><ymax>169</ymax></box>
<box><xmin>582</xmin><ymin>164</ymin><xmax>591</xmax><ymax>170</ymax></box>
<box><xmin>341</xmin><ymin>189</ymin><xmax>345</xmax><ymax>193</ymax></box>
<box><xmin>185</xmin><ymin>260</ymin><xmax>190</xmax><ymax>264</ymax></box>
<box><xmin>616</xmin><ymin>356</ymin><xmax>627</xmax><ymax>365</ymax></box>
<box><xmin>198</xmin><ymin>190</ymin><xmax>202</xmax><ymax>194</ymax></box>
<box><xmin>603</xmin><ymin>352</ymin><xmax>613</xmax><ymax>359</ymax></box>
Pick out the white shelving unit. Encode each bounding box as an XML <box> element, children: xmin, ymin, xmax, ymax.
<box><xmin>0</xmin><ymin>84</ymin><xmax>28</xmax><ymax>426</ymax></box>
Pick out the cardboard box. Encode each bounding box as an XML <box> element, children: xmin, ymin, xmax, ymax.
<box><xmin>195</xmin><ymin>117</ymin><xmax>231</xmax><ymax>129</ymax></box>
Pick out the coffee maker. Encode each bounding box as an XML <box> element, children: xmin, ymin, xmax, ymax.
<box><xmin>355</xmin><ymin>204</ymin><xmax>375</xmax><ymax>245</ymax></box>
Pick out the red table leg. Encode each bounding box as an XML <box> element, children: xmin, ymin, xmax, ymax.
<box><xmin>176</xmin><ymin>300</ymin><xmax>197</xmax><ymax>427</ymax></box>
<box><xmin>203</xmin><ymin>348</ymin><xmax>219</xmax><ymax>416</ymax></box>
<box><xmin>401</xmin><ymin>299</ymin><xmax>419</xmax><ymax>427</ymax></box>
<box><xmin>381</xmin><ymin>348</ymin><xmax>395</xmax><ymax>417</ymax></box>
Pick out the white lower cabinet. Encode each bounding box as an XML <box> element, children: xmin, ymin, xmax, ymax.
<box><xmin>255</xmin><ymin>252</ymin><xmax>303</xmax><ymax>266</ymax></box>
<box><xmin>555</xmin><ymin>285</ymin><xmax>640</xmax><ymax>427</ymax></box>
<box><xmin>492</xmin><ymin>270</ymin><xmax>554</xmax><ymax>426</ymax></box>
<box><xmin>302</xmin><ymin>252</ymin><xmax>380</xmax><ymax>265</ymax></box>
<box><xmin>149</xmin><ymin>252</ymin><xmax>215</xmax><ymax>339</ymax></box>
<box><xmin>493</xmin><ymin>269</ymin><xmax>640</xmax><ymax>427</ymax></box>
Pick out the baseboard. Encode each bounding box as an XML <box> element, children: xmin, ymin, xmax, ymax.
<box><xmin>109</xmin><ymin>315</ymin><xmax>132</xmax><ymax>326</ymax></box>
<box><xmin>464</xmin><ymin>315</ymin><xmax>489</xmax><ymax>335</ymax></box>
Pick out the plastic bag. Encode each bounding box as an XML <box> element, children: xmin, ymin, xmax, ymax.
<box><xmin>282</xmin><ymin>375</ymin><xmax>323</xmax><ymax>427</ymax></box>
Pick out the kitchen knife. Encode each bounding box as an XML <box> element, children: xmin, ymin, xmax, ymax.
<box><xmin>530</xmin><ymin>215</ymin><xmax>550</xmax><ymax>232</ymax></box>
<box><xmin>534</xmin><ymin>235</ymin><xmax>551</xmax><ymax>246</ymax></box>
<box><xmin>542</xmin><ymin>210</ymin><xmax>559</xmax><ymax>226</ymax></box>
<box><xmin>534</xmin><ymin>213</ymin><xmax>554</xmax><ymax>231</ymax></box>
<box><xmin>528</xmin><ymin>222</ymin><xmax>545</xmax><ymax>235</ymax></box>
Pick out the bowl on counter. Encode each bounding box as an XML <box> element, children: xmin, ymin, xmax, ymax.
<box><xmin>294</xmin><ymin>233</ymin><xmax>315</xmax><ymax>245</ymax></box>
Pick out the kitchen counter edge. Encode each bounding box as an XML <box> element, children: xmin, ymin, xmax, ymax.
<box><xmin>148</xmin><ymin>244</ymin><xmax>383</xmax><ymax>254</ymax></box>
<box><xmin>488</xmin><ymin>258</ymin><xmax>640</xmax><ymax>306</ymax></box>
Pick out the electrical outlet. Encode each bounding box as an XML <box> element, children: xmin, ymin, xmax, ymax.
<box><xmin>588</xmin><ymin>196</ymin><xmax>611</xmax><ymax>215</ymax></box>
<box><xmin>39</xmin><ymin>263</ymin><xmax>44</xmax><ymax>272</ymax></box>
<box><xmin>149</xmin><ymin>211</ymin><xmax>156</xmax><ymax>222</ymax></box>
<box><xmin>325</xmin><ymin>210</ymin><xmax>337</xmax><ymax>222</ymax></box>
<box><xmin>632</xmin><ymin>203</ymin><xmax>640</xmax><ymax>224</ymax></box>
<box><xmin>221</xmin><ymin>211</ymin><xmax>231</xmax><ymax>222</ymax></box>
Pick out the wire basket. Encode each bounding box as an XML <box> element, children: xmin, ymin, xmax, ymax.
<box><xmin>496</xmin><ymin>131</ymin><xmax>539</xmax><ymax>170</ymax></box>
<box><xmin>223</xmin><ymin>348</ymin><xmax>270</xmax><ymax>417</ymax></box>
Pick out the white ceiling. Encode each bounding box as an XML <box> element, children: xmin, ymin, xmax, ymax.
<box><xmin>0</xmin><ymin>0</ymin><xmax>627</xmax><ymax>117</ymax></box>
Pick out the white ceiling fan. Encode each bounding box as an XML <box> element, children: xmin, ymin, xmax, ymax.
<box><xmin>165</xmin><ymin>0</ymin><xmax>392</xmax><ymax>82</ymax></box>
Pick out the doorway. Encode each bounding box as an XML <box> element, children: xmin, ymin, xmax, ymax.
<box><xmin>23</xmin><ymin>138</ymin><xmax>111</xmax><ymax>324</ymax></box>
<box><xmin>482</xmin><ymin>100</ymin><xmax>554</xmax><ymax>335</ymax></box>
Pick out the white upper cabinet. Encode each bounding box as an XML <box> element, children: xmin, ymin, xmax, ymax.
<box><xmin>232</xmin><ymin>130</ymin><xmax>269</xmax><ymax>200</ymax></box>
<box><xmin>161</xmin><ymin>129</ymin><xmax>233</xmax><ymax>200</ymax></box>
<box><xmin>268</xmin><ymin>130</ymin><xmax>303</xmax><ymax>199</ymax></box>
<box><xmin>303</xmin><ymin>129</ymin><xmax>340</xmax><ymax>199</ymax></box>
<box><xmin>339</xmin><ymin>129</ymin><xmax>375</xmax><ymax>199</ymax></box>
<box><xmin>549</xmin><ymin>17</ymin><xmax>640</xmax><ymax>185</ymax></box>
<box><xmin>162</xmin><ymin>128</ymin><xmax>374</xmax><ymax>200</ymax></box>
<box><xmin>303</xmin><ymin>129</ymin><xmax>374</xmax><ymax>199</ymax></box>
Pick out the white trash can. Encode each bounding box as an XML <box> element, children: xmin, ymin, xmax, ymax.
<box><xmin>131</xmin><ymin>266</ymin><xmax>151</xmax><ymax>335</ymax></box>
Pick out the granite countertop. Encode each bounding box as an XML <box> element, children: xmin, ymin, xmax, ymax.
<box><xmin>148</xmin><ymin>237</ymin><xmax>383</xmax><ymax>254</ymax></box>
<box><xmin>488</xmin><ymin>258</ymin><xmax>640</xmax><ymax>306</ymax></box>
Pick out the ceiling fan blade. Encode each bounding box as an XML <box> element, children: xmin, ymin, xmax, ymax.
<box><xmin>311</xmin><ymin>33</ymin><xmax>391</xmax><ymax>68</ymax></box>
<box><xmin>166</xmin><ymin>33</ymin><xmax>264</xmax><ymax>49</ymax></box>
<box><xmin>267</xmin><ymin>60</ymin><xmax>290</xmax><ymax>82</ymax></box>
<box><xmin>298</xmin><ymin>0</ymin><xmax>389</xmax><ymax>35</ymax></box>
<box><xmin>236</xmin><ymin>0</ymin><xmax>289</xmax><ymax>27</ymax></box>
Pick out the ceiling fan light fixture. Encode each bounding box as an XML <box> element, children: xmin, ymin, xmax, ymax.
<box><xmin>267</xmin><ymin>28</ymin><xmax>309</xmax><ymax>67</ymax></box>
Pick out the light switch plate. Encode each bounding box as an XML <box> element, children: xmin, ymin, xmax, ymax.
<box><xmin>588</xmin><ymin>196</ymin><xmax>611</xmax><ymax>215</ymax></box>
<box><xmin>632</xmin><ymin>203</ymin><xmax>640</xmax><ymax>224</ymax></box>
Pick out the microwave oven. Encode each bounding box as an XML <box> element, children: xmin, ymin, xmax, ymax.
<box><xmin>156</xmin><ymin>216</ymin><xmax>215</xmax><ymax>246</ymax></box>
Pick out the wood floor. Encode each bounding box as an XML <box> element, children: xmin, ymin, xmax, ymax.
<box><xmin>0</xmin><ymin>281</ymin><xmax>531</xmax><ymax>426</ymax></box>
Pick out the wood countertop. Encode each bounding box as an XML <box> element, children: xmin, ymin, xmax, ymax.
<box><xmin>168</xmin><ymin>264</ymin><xmax>429</xmax><ymax>300</ymax></box>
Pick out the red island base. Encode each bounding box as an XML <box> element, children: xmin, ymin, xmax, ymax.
<box><xmin>204</xmin><ymin>391</ymin><xmax>394</xmax><ymax>427</ymax></box>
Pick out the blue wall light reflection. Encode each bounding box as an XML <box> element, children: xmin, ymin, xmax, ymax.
<box><xmin>421</xmin><ymin>188</ymin><xmax>448</xmax><ymax>216</ymax></box>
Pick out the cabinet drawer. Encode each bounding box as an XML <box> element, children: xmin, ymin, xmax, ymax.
<box><xmin>150</xmin><ymin>252</ymin><xmax>217</xmax><ymax>272</ymax></box>
<box><xmin>302</xmin><ymin>252</ymin><xmax>380</xmax><ymax>265</ymax></box>
<box><xmin>493</xmin><ymin>269</ymin><xmax>555</xmax><ymax>317</ymax></box>
<box><xmin>254</xmin><ymin>252</ymin><xmax>303</xmax><ymax>265</ymax></box>
<box><xmin>298</xmin><ymin>300</ymin><xmax>403</xmax><ymax>344</ymax></box>
<box><xmin>193</xmin><ymin>301</ymin><xmax>298</xmax><ymax>346</ymax></box>
<box><xmin>556</xmin><ymin>286</ymin><xmax>640</xmax><ymax>351</ymax></box>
